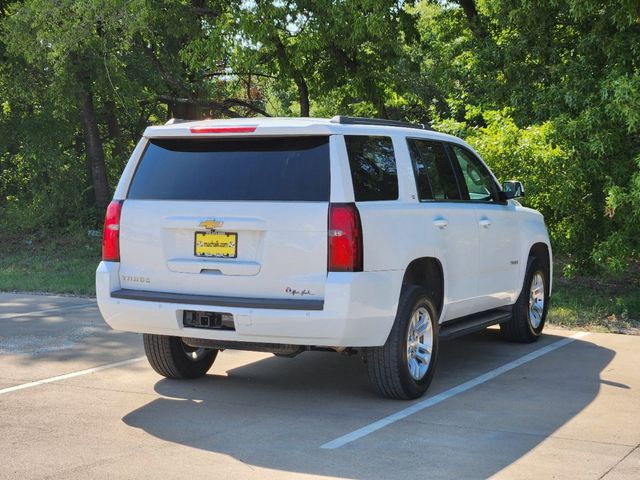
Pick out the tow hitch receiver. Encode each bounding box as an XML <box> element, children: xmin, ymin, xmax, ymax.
<box><xmin>183</xmin><ymin>310</ymin><xmax>235</xmax><ymax>331</ymax></box>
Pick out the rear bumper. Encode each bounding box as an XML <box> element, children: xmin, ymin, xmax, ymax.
<box><xmin>96</xmin><ymin>262</ymin><xmax>403</xmax><ymax>347</ymax></box>
<box><xmin>110</xmin><ymin>289</ymin><xmax>324</xmax><ymax>311</ymax></box>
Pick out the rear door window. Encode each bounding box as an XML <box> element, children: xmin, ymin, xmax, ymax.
<box><xmin>345</xmin><ymin>136</ymin><xmax>398</xmax><ymax>201</ymax></box>
<box><xmin>407</xmin><ymin>139</ymin><xmax>461</xmax><ymax>200</ymax></box>
<box><xmin>127</xmin><ymin>136</ymin><xmax>330</xmax><ymax>201</ymax></box>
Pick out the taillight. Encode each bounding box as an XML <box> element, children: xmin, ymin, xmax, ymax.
<box><xmin>102</xmin><ymin>200</ymin><xmax>123</xmax><ymax>262</ymax></box>
<box><xmin>328</xmin><ymin>203</ymin><xmax>363</xmax><ymax>272</ymax></box>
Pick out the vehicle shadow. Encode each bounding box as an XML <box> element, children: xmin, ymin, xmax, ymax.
<box><xmin>122</xmin><ymin>330</ymin><xmax>615</xmax><ymax>479</ymax></box>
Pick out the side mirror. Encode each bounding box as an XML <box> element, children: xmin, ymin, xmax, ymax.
<box><xmin>502</xmin><ymin>180</ymin><xmax>525</xmax><ymax>199</ymax></box>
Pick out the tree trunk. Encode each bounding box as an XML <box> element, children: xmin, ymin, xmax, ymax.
<box><xmin>457</xmin><ymin>0</ymin><xmax>485</xmax><ymax>38</ymax></box>
<box><xmin>272</xmin><ymin>33</ymin><xmax>310</xmax><ymax>117</ymax></box>
<box><xmin>373</xmin><ymin>95</ymin><xmax>389</xmax><ymax>119</ymax></box>
<box><xmin>105</xmin><ymin>101</ymin><xmax>124</xmax><ymax>161</ymax></box>
<box><xmin>295</xmin><ymin>77</ymin><xmax>310</xmax><ymax>117</ymax></box>
<box><xmin>76</xmin><ymin>75</ymin><xmax>110</xmax><ymax>210</ymax></box>
<box><xmin>170</xmin><ymin>100</ymin><xmax>200</xmax><ymax>120</ymax></box>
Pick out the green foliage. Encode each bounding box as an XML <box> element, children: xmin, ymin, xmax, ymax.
<box><xmin>435</xmin><ymin>110</ymin><xmax>583</xmax><ymax>255</ymax></box>
<box><xmin>421</xmin><ymin>0</ymin><xmax>640</xmax><ymax>272</ymax></box>
<box><xmin>0</xmin><ymin>0</ymin><xmax>639</xmax><ymax>273</ymax></box>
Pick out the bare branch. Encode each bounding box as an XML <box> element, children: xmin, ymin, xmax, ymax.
<box><xmin>223</xmin><ymin>98</ymin><xmax>270</xmax><ymax>117</ymax></box>
<box><xmin>155</xmin><ymin>95</ymin><xmax>270</xmax><ymax>118</ymax></box>
<box><xmin>204</xmin><ymin>71</ymin><xmax>277</xmax><ymax>79</ymax></box>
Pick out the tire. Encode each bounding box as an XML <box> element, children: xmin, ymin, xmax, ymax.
<box><xmin>143</xmin><ymin>334</ymin><xmax>218</xmax><ymax>379</ymax></box>
<box><xmin>365</xmin><ymin>285</ymin><xmax>439</xmax><ymax>400</ymax></box>
<box><xmin>500</xmin><ymin>257</ymin><xmax>549</xmax><ymax>343</ymax></box>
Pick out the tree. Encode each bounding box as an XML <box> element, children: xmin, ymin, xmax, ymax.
<box><xmin>1</xmin><ymin>1</ymin><xmax>114</xmax><ymax>208</ymax></box>
<box><xmin>1</xmin><ymin>0</ymin><xmax>639</xmax><ymax>272</ymax></box>
<box><xmin>415</xmin><ymin>0</ymin><xmax>640</xmax><ymax>271</ymax></box>
<box><xmin>217</xmin><ymin>0</ymin><xmax>418</xmax><ymax>118</ymax></box>
<box><xmin>0</xmin><ymin>0</ymin><xmax>270</xmax><ymax>218</ymax></box>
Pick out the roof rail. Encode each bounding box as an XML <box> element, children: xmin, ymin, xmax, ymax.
<box><xmin>164</xmin><ymin>118</ymin><xmax>191</xmax><ymax>125</ymax></box>
<box><xmin>329</xmin><ymin>115</ymin><xmax>431</xmax><ymax>130</ymax></box>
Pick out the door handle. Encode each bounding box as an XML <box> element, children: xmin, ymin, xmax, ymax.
<box><xmin>479</xmin><ymin>217</ymin><xmax>492</xmax><ymax>228</ymax></box>
<box><xmin>433</xmin><ymin>217</ymin><xmax>449</xmax><ymax>229</ymax></box>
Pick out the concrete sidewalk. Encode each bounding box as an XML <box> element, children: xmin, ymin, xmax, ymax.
<box><xmin>0</xmin><ymin>292</ymin><xmax>639</xmax><ymax>479</ymax></box>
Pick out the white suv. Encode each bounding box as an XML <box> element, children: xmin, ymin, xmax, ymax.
<box><xmin>96</xmin><ymin>116</ymin><xmax>551</xmax><ymax>399</ymax></box>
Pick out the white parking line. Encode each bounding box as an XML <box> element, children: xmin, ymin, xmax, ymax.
<box><xmin>0</xmin><ymin>302</ymin><xmax>97</xmax><ymax>320</ymax></box>
<box><xmin>0</xmin><ymin>357</ymin><xmax>146</xmax><ymax>395</ymax></box>
<box><xmin>321</xmin><ymin>331</ymin><xmax>590</xmax><ymax>449</ymax></box>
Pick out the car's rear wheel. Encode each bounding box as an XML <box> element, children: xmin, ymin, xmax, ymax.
<box><xmin>365</xmin><ymin>285</ymin><xmax>439</xmax><ymax>399</ymax></box>
<box><xmin>143</xmin><ymin>334</ymin><xmax>217</xmax><ymax>379</ymax></box>
<box><xmin>500</xmin><ymin>257</ymin><xmax>549</xmax><ymax>343</ymax></box>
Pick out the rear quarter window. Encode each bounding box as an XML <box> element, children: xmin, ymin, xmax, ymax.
<box><xmin>127</xmin><ymin>136</ymin><xmax>330</xmax><ymax>201</ymax></box>
<box><xmin>345</xmin><ymin>136</ymin><xmax>398</xmax><ymax>201</ymax></box>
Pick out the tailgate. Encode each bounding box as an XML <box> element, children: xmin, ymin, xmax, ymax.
<box><xmin>118</xmin><ymin>136</ymin><xmax>330</xmax><ymax>302</ymax></box>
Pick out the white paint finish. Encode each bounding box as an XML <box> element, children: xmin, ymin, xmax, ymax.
<box><xmin>516</xmin><ymin>205</ymin><xmax>554</xmax><ymax>296</ymax></box>
<box><xmin>328</xmin><ymin>134</ymin><xmax>355</xmax><ymax>203</ymax></box>
<box><xmin>95</xmin><ymin>260</ymin><xmax>120</xmax><ymax>300</ymax></box>
<box><xmin>119</xmin><ymin>200</ymin><xmax>329</xmax><ymax>299</ymax></box>
<box><xmin>357</xmin><ymin>200</ymin><xmax>479</xmax><ymax>321</ymax></box>
<box><xmin>142</xmin><ymin>116</ymin><xmax>468</xmax><ymax>147</ymax></box>
<box><xmin>356</xmin><ymin>201</ymin><xmax>426</xmax><ymax>272</ymax></box>
<box><xmin>99</xmin><ymin>117</ymin><xmax>552</xmax><ymax>350</ymax></box>
<box><xmin>473</xmin><ymin>201</ymin><xmax>522</xmax><ymax>310</ymax></box>
<box><xmin>166</xmin><ymin>258</ymin><xmax>261</xmax><ymax>276</ymax></box>
<box><xmin>419</xmin><ymin>201</ymin><xmax>480</xmax><ymax>320</ymax></box>
<box><xmin>97</xmin><ymin>267</ymin><xmax>403</xmax><ymax>347</ymax></box>
<box><xmin>162</xmin><ymin>215</ymin><xmax>267</xmax><ymax>231</ymax></box>
<box><xmin>391</xmin><ymin>134</ymin><xmax>420</xmax><ymax>202</ymax></box>
<box><xmin>0</xmin><ymin>357</ymin><xmax>145</xmax><ymax>395</ymax></box>
<box><xmin>112</xmin><ymin>137</ymin><xmax>147</xmax><ymax>200</ymax></box>
<box><xmin>320</xmin><ymin>332</ymin><xmax>590</xmax><ymax>449</ymax></box>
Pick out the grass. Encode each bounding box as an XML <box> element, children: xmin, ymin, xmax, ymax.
<box><xmin>1</xmin><ymin>232</ymin><xmax>638</xmax><ymax>333</ymax></box>
<box><xmin>0</xmin><ymin>231</ymin><xmax>101</xmax><ymax>296</ymax></box>
<box><xmin>547</xmin><ymin>261</ymin><xmax>640</xmax><ymax>334</ymax></box>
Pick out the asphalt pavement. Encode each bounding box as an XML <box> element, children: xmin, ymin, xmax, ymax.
<box><xmin>1</xmin><ymin>292</ymin><xmax>639</xmax><ymax>479</ymax></box>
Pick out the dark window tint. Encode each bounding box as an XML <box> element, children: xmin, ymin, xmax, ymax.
<box><xmin>408</xmin><ymin>139</ymin><xmax>461</xmax><ymax>200</ymax></box>
<box><xmin>128</xmin><ymin>137</ymin><xmax>330</xmax><ymax>201</ymax></box>
<box><xmin>450</xmin><ymin>145</ymin><xmax>497</xmax><ymax>202</ymax></box>
<box><xmin>345</xmin><ymin>136</ymin><xmax>398</xmax><ymax>201</ymax></box>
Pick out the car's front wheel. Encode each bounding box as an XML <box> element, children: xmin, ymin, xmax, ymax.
<box><xmin>500</xmin><ymin>257</ymin><xmax>549</xmax><ymax>343</ymax></box>
<box><xmin>365</xmin><ymin>285</ymin><xmax>439</xmax><ymax>399</ymax></box>
<box><xmin>143</xmin><ymin>334</ymin><xmax>217</xmax><ymax>379</ymax></box>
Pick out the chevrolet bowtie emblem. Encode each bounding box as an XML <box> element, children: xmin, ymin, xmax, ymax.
<box><xmin>199</xmin><ymin>219</ymin><xmax>224</xmax><ymax>230</ymax></box>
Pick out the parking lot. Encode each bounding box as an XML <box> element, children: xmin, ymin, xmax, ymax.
<box><xmin>1</xmin><ymin>292</ymin><xmax>639</xmax><ymax>479</ymax></box>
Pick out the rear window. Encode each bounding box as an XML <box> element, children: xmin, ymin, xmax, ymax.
<box><xmin>127</xmin><ymin>136</ymin><xmax>330</xmax><ymax>201</ymax></box>
<box><xmin>345</xmin><ymin>136</ymin><xmax>398</xmax><ymax>201</ymax></box>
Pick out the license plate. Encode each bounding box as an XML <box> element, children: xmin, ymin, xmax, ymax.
<box><xmin>194</xmin><ymin>232</ymin><xmax>237</xmax><ymax>258</ymax></box>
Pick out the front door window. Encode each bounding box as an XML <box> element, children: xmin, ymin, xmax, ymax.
<box><xmin>450</xmin><ymin>145</ymin><xmax>498</xmax><ymax>202</ymax></box>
